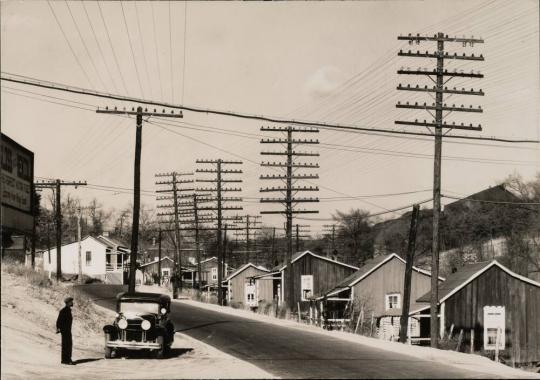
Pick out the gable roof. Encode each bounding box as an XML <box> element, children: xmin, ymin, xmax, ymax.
<box><xmin>224</xmin><ymin>263</ymin><xmax>269</xmax><ymax>282</ymax></box>
<box><xmin>278</xmin><ymin>250</ymin><xmax>359</xmax><ymax>272</ymax></box>
<box><xmin>198</xmin><ymin>257</ymin><xmax>217</xmax><ymax>265</ymax></box>
<box><xmin>415</xmin><ymin>260</ymin><xmax>540</xmax><ymax>308</ymax></box>
<box><xmin>332</xmin><ymin>253</ymin><xmax>442</xmax><ymax>292</ymax></box>
<box><xmin>96</xmin><ymin>235</ymin><xmax>129</xmax><ymax>250</ymax></box>
<box><xmin>139</xmin><ymin>256</ymin><xmax>174</xmax><ymax>268</ymax></box>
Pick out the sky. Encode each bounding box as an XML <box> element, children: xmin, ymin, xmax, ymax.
<box><xmin>1</xmin><ymin>0</ymin><xmax>539</xmax><ymax>236</ymax></box>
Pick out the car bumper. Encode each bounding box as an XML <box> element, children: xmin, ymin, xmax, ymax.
<box><xmin>106</xmin><ymin>340</ymin><xmax>161</xmax><ymax>350</ymax></box>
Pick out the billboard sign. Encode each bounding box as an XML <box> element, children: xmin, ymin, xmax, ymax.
<box><xmin>1</xmin><ymin>133</ymin><xmax>34</xmax><ymax>234</ymax></box>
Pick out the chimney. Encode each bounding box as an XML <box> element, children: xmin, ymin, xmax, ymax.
<box><xmin>154</xmin><ymin>256</ymin><xmax>159</xmax><ymax>262</ymax></box>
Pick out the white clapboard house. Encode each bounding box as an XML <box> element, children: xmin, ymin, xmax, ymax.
<box><xmin>42</xmin><ymin>235</ymin><xmax>129</xmax><ymax>284</ymax></box>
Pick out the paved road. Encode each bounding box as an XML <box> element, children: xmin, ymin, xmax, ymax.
<box><xmin>79</xmin><ymin>284</ymin><xmax>498</xmax><ymax>379</ymax></box>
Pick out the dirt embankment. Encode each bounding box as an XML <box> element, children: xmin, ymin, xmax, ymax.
<box><xmin>0</xmin><ymin>266</ymin><xmax>273</xmax><ymax>379</ymax></box>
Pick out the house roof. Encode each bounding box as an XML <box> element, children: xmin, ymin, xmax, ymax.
<box><xmin>96</xmin><ymin>235</ymin><xmax>129</xmax><ymax>251</ymax></box>
<box><xmin>198</xmin><ymin>257</ymin><xmax>217</xmax><ymax>265</ymax></box>
<box><xmin>224</xmin><ymin>263</ymin><xmax>269</xmax><ymax>282</ymax></box>
<box><xmin>278</xmin><ymin>250</ymin><xmax>359</xmax><ymax>272</ymax></box>
<box><xmin>414</xmin><ymin>260</ymin><xmax>540</xmax><ymax>312</ymax></box>
<box><xmin>330</xmin><ymin>253</ymin><xmax>443</xmax><ymax>292</ymax></box>
<box><xmin>139</xmin><ymin>256</ymin><xmax>174</xmax><ymax>268</ymax></box>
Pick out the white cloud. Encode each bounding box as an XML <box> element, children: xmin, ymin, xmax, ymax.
<box><xmin>304</xmin><ymin>66</ymin><xmax>343</xmax><ymax>99</ymax></box>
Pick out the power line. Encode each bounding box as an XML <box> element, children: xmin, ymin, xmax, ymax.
<box><xmin>46</xmin><ymin>1</ymin><xmax>95</xmax><ymax>90</ymax></box>
<box><xmin>442</xmin><ymin>194</ymin><xmax>540</xmax><ymax>206</ymax></box>
<box><xmin>2</xmin><ymin>72</ymin><xmax>537</xmax><ymax>144</ymax></box>
<box><xmin>120</xmin><ymin>1</ymin><xmax>145</xmax><ymax>98</ymax></box>
<box><xmin>181</xmin><ymin>1</ymin><xmax>188</xmax><ymax>104</ymax></box>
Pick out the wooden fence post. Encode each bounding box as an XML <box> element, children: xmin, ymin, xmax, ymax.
<box><xmin>297</xmin><ymin>302</ymin><xmax>301</xmax><ymax>323</ymax></box>
<box><xmin>370</xmin><ymin>312</ymin><xmax>374</xmax><ymax>337</ymax></box>
<box><xmin>449</xmin><ymin>324</ymin><xmax>455</xmax><ymax>340</ymax></box>
<box><xmin>355</xmin><ymin>306</ymin><xmax>364</xmax><ymax>334</ymax></box>
<box><xmin>309</xmin><ymin>304</ymin><xmax>313</xmax><ymax>325</ymax></box>
<box><xmin>495</xmin><ymin>328</ymin><xmax>500</xmax><ymax>363</ymax></box>
<box><xmin>470</xmin><ymin>329</ymin><xmax>474</xmax><ymax>354</ymax></box>
<box><xmin>456</xmin><ymin>329</ymin><xmax>464</xmax><ymax>352</ymax></box>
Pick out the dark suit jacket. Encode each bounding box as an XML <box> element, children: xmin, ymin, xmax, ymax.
<box><xmin>56</xmin><ymin>306</ymin><xmax>72</xmax><ymax>334</ymax></box>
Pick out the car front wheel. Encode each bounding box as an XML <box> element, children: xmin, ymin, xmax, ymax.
<box><xmin>154</xmin><ymin>336</ymin><xmax>165</xmax><ymax>359</ymax></box>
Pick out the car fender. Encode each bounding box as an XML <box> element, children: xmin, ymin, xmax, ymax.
<box><xmin>103</xmin><ymin>324</ymin><xmax>116</xmax><ymax>334</ymax></box>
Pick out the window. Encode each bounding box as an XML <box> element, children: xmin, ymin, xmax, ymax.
<box><xmin>85</xmin><ymin>251</ymin><xmax>92</xmax><ymax>266</ymax></box>
<box><xmin>17</xmin><ymin>155</ymin><xmax>30</xmax><ymax>180</ymax></box>
<box><xmin>162</xmin><ymin>269</ymin><xmax>170</xmax><ymax>277</ymax></box>
<box><xmin>385</xmin><ymin>293</ymin><xmax>401</xmax><ymax>310</ymax></box>
<box><xmin>1</xmin><ymin>146</ymin><xmax>12</xmax><ymax>172</ymax></box>
<box><xmin>300</xmin><ymin>275</ymin><xmax>313</xmax><ymax>301</ymax></box>
<box><xmin>211</xmin><ymin>267</ymin><xmax>217</xmax><ymax>281</ymax></box>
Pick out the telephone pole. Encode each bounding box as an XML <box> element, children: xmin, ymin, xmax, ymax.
<box><xmin>97</xmin><ymin>106</ymin><xmax>183</xmax><ymax>293</ymax></box>
<box><xmin>196</xmin><ymin>159</ymin><xmax>243</xmax><ymax>305</ymax></box>
<box><xmin>260</xmin><ymin>126</ymin><xmax>320</xmax><ymax>310</ymax></box>
<box><xmin>396</xmin><ymin>32</ymin><xmax>484</xmax><ymax>347</ymax></box>
<box><xmin>77</xmin><ymin>206</ymin><xmax>83</xmax><ymax>284</ymax></box>
<box><xmin>323</xmin><ymin>224</ymin><xmax>337</xmax><ymax>258</ymax></box>
<box><xmin>155</xmin><ymin>171</ymin><xmax>194</xmax><ymax>298</ymax></box>
<box><xmin>294</xmin><ymin>224</ymin><xmax>311</xmax><ymax>252</ymax></box>
<box><xmin>35</xmin><ymin>179</ymin><xmax>86</xmax><ymax>281</ymax></box>
<box><xmin>234</xmin><ymin>215</ymin><xmax>262</xmax><ymax>263</ymax></box>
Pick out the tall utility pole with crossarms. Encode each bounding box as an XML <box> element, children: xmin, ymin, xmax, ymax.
<box><xmin>97</xmin><ymin>106</ymin><xmax>183</xmax><ymax>293</ymax></box>
<box><xmin>196</xmin><ymin>159</ymin><xmax>243</xmax><ymax>305</ymax></box>
<box><xmin>155</xmin><ymin>171</ymin><xmax>194</xmax><ymax>297</ymax></box>
<box><xmin>260</xmin><ymin>126</ymin><xmax>320</xmax><ymax>310</ymax></box>
<box><xmin>396</xmin><ymin>33</ymin><xmax>484</xmax><ymax>347</ymax></box>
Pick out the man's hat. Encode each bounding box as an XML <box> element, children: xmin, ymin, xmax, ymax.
<box><xmin>64</xmin><ymin>297</ymin><xmax>74</xmax><ymax>304</ymax></box>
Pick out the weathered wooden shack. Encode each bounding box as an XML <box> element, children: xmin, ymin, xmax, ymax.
<box><xmin>224</xmin><ymin>263</ymin><xmax>269</xmax><ymax>308</ymax></box>
<box><xmin>261</xmin><ymin>250</ymin><xmax>358</xmax><ymax>311</ymax></box>
<box><xmin>322</xmin><ymin>253</ymin><xmax>442</xmax><ymax>338</ymax></box>
<box><xmin>412</xmin><ymin>260</ymin><xmax>540</xmax><ymax>363</ymax></box>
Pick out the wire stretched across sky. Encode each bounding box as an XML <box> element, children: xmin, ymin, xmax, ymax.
<box><xmin>2</xmin><ymin>72</ymin><xmax>538</xmax><ymax>144</ymax></box>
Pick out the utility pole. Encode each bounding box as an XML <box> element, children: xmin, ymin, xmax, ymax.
<box><xmin>35</xmin><ymin>179</ymin><xmax>87</xmax><ymax>281</ymax></box>
<box><xmin>155</xmin><ymin>171</ymin><xmax>194</xmax><ymax>298</ymax></box>
<box><xmin>323</xmin><ymin>224</ymin><xmax>337</xmax><ymax>257</ymax></box>
<box><xmin>396</xmin><ymin>32</ymin><xmax>484</xmax><ymax>347</ymax></box>
<box><xmin>271</xmin><ymin>227</ymin><xmax>276</xmax><ymax>266</ymax></box>
<box><xmin>157</xmin><ymin>229</ymin><xmax>162</xmax><ymax>286</ymax></box>
<box><xmin>234</xmin><ymin>215</ymin><xmax>262</xmax><ymax>263</ymax></box>
<box><xmin>196</xmin><ymin>159</ymin><xmax>243</xmax><ymax>306</ymax></box>
<box><xmin>97</xmin><ymin>106</ymin><xmax>182</xmax><ymax>293</ymax></box>
<box><xmin>399</xmin><ymin>204</ymin><xmax>420</xmax><ymax>343</ymax></box>
<box><xmin>260</xmin><ymin>126</ymin><xmax>319</xmax><ymax>310</ymax></box>
<box><xmin>294</xmin><ymin>224</ymin><xmax>311</xmax><ymax>252</ymax></box>
<box><xmin>77</xmin><ymin>206</ymin><xmax>83</xmax><ymax>284</ymax></box>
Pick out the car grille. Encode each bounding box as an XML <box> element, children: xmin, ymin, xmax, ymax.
<box><xmin>119</xmin><ymin>318</ymin><xmax>157</xmax><ymax>342</ymax></box>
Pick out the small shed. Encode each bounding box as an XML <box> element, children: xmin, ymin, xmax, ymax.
<box><xmin>322</xmin><ymin>253</ymin><xmax>442</xmax><ymax>339</ymax></box>
<box><xmin>224</xmin><ymin>263</ymin><xmax>269</xmax><ymax>308</ymax></box>
<box><xmin>271</xmin><ymin>250</ymin><xmax>359</xmax><ymax>311</ymax></box>
<box><xmin>139</xmin><ymin>256</ymin><xmax>175</xmax><ymax>284</ymax></box>
<box><xmin>412</xmin><ymin>260</ymin><xmax>540</xmax><ymax>364</ymax></box>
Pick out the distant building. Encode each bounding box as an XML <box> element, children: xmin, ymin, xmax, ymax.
<box><xmin>43</xmin><ymin>235</ymin><xmax>129</xmax><ymax>284</ymax></box>
<box><xmin>224</xmin><ymin>263</ymin><xmax>269</xmax><ymax>308</ymax></box>
<box><xmin>1</xmin><ymin>133</ymin><xmax>34</xmax><ymax>259</ymax></box>
<box><xmin>256</xmin><ymin>250</ymin><xmax>358</xmax><ymax>310</ymax></box>
<box><xmin>322</xmin><ymin>253</ymin><xmax>443</xmax><ymax>340</ymax></box>
<box><xmin>412</xmin><ymin>260</ymin><xmax>540</xmax><ymax>364</ymax></box>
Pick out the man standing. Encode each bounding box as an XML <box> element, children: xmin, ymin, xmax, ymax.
<box><xmin>56</xmin><ymin>297</ymin><xmax>75</xmax><ymax>365</ymax></box>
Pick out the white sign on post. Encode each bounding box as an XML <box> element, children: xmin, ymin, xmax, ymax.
<box><xmin>301</xmin><ymin>275</ymin><xmax>313</xmax><ymax>301</ymax></box>
<box><xmin>483</xmin><ymin>306</ymin><xmax>505</xmax><ymax>350</ymax></box>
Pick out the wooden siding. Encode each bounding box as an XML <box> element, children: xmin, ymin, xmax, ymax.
<box><xmin>256</xmin><ymin>276</ymin><xmax>276</xmax><ymax>303</ymax></box>
<box><xmin>352</xmin><ymin>257</ymin><xmax>432</xmax><ymax>317</ymax></box>
<box><xmin>228</xmin><ymin>266</ymin><xmax>268</xmax><ymax>306</ymax></box>
<box><xmin>141</xmin><ymin>260</ymin><xmax>174</xmax><ymax>275</ymax></box>
<box><xmin>443</xmin><ymin>266</ymin><xmax>540</xmax><ymax>363</ymax></box>
<box><xmin>284</xmin><ymin>254</ymin><xmax>356</xmax><ymax>308</ymax></box>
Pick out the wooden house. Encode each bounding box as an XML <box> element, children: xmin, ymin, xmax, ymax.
<box><xmin>322</xmin><ymin>253</ymin><xmax>442</xmax><ymax>339</ymax></box>
<box><xmin>196</xmin><ymin>257</ymin><xmax>231</xmax><ymax>290</ymax></box>
<box><xmin>224</xmin><ymin>263</ymin><xmax>269</xmax><ymax>308</ymax></box>
<box><xmin>412</xmin><ymin>260</ymin><xmax>540</xmax><ymax>364</ymax></box>
<box><xmin>256</xmin><ymin>250</ymin><xmax>358</xmax><ymax>311</ymax></box>
<box><xmin>43</xmin><ymin>235</ymin><xmax>129</xmax><ymax>284</ymax></box>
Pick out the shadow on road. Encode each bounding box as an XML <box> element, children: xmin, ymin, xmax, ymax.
<box><xmin>73</xmin><ymin>358</ymin><xmax>104</xmax><ymax>365</ymax></box>
<box><xmin>175</xmin><ymin>320</ymin><xmax>232</xmax><ymax>332</ymax></box>
<box><xmin>111</xmin><ymin>348</ymin><xmax>193</xmax><ymax>360</ymax></box>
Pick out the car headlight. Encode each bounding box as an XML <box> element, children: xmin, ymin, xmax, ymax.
<box><xmin>141</xmin><ymin>320</ymin><xmax>151</xmax><ymax>331</ymax></box>
<box><xmin>117</xmin><ymin>318</ymin><xmax>128</xmax><ymax>330</ymax></box>
<box><xmin>160</xmin><ymin>307</ymin><xmax>167</xmax><ymax>315</ymax></box>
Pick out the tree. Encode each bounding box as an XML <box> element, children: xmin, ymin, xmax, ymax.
<box><xmin>333</xmin><ymin>208</ymin><xmax>374</xmax><ymax>266</ymax></box>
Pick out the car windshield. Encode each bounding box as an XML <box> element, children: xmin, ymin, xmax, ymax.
<box><xmin>119</xmin><ymin>301</ymin><xmax>159</xmax><ymax>315</ymax></box>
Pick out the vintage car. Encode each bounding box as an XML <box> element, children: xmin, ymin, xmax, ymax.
<box><xmin>103</xmin><ymin>292</ymin><xmax>175</xmax><ymax>359</ymax></box>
